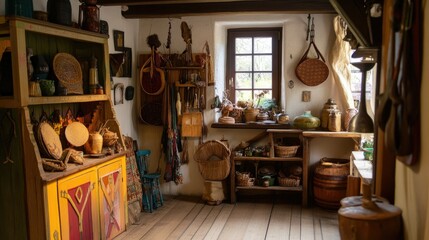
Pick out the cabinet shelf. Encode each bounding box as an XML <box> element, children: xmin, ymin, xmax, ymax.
<box><xmin>236</xmin><ymin>185</ymin><xmax>303</xmax><ymax>191</ymax></box>
<box><xmin>27</xmin><ymin>94</ymin><xmax>109</xmax><ymax>105</ymax></box>
<box><xmin>234</xmin><ymin>156</ymin><xmax>303</xmax><ymax>162</ymax></box>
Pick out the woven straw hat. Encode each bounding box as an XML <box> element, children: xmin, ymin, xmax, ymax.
<box><xmin>65</xmin><ymin>122</ymin><xmax>89</xmax><ymax>147</ymax></box>
<box><xmin>39</xmin><ymin>122</ymin><xmax>63</xmax><ymax>160</ymax></box>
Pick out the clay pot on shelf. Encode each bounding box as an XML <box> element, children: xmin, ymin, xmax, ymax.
<box><xmin>85</xmin><ymin>131</ymin><xmax>103</xmax><ymax>154</ymax></box>
<box><xmin>244</xmin><ymin>108</ymin><xmax>259</xmax><ymax>122</ymax></box>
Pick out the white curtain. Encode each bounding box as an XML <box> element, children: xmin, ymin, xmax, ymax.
<box><xmin>328</xmin><ymin>16</ymin><xmax>355</xmax><ymax>111</ymax></box>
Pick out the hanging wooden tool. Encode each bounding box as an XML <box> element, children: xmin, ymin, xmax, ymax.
<box><xmin>140</xmin><ymin>34</ymin><xmax>165</xmax><ymax>95</ymax></box>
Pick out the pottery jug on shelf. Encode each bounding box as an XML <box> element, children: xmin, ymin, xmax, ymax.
<box><xmin>78</xmin><ymin>0</ymin><xmax>100</xmax><ymax>33</ymax></box>
<box><xmin>293</xmin><ymin>111</ymin><xmax>320</xmax><ymax>130</ymax></box>
<box><xmin>84</xmin><ymin>131</ymin><xmax>103</xmax><ymax>154</ymax></box>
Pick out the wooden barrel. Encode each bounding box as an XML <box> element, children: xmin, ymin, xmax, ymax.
<box><xmin>313</xmin><ymin>158</ymin><xmax>349</xmax><ymax>209</ymax></box>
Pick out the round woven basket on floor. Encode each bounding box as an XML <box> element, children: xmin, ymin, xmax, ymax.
<box><xmin>194</xmin><ymin>140</ymin><xmax>231</xmax><ymax>181</ymax></box>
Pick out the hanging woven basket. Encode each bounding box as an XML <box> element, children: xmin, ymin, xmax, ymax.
<box><xmin>194</xmin><ymin>140</ymin><xmax>231</xmax><ymax>181</ymax></box>
<box><xmin>295</xmin><ymin>41</ymin><xmax>329</xmax><ymax>86</ymax></box>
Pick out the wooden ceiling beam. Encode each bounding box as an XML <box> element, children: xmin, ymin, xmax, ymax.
<box><xmin>116</xmin><ymin>0</ymin><xmax>335</xmax><ymax>18</ymax></box>
<box><xmin>98</xmin><ymin>0</ymin><xmax>265</xmax><ymax>6</ymax></box>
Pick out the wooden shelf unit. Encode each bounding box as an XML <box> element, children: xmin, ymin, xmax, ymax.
<box><xmin>0</xmin><ymin>16</ymin><xmax>127</xmax><ymax>240</ymax></box>
<box><xmin>230</xmin><ymin>129</ymin><xmax>308</xmax><ymax>206</ymax></box>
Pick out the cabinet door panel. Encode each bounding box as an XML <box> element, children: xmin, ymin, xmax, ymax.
<box><xmin>98</xmin><ymin>159</ymin><xmax>126</xmax><ymax>240</ymax></box>
<box><xmin>58</xmin><ymin>170</ymin><xmax>99</xmax><ymax>240</ymax></box>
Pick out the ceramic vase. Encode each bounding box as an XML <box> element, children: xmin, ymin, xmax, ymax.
<box><xmin>293</xmin><ymin>111</ymin><xmax>320</xmax><ymax>130</ymax></box>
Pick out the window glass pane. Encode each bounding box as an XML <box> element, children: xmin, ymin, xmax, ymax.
<box><xmin>236</xmin><ymin>90</ymin><xmax>253</xmax><ymax>102</ymax></box>
<box><xmin>254</xmin><ymin>55</ymin><xmax>272</xmax><ymax>71</ymax></box>
<box><xmin>236</xmin><ymin>73</ymin><xmax>252</xmax><ymax>89</ymax></box>
<box><xmin>236</xmin><ymin>38</ymin><xmax>252</xmax><ymax>54</ymax></box>
<box><xmin>236</xmin><ymin>55</ymin><xmax>252</xmax><ymax>71</ymax></box>
<box><xmin>254</xmin><ymin>37</ymin><xmax>272</xmax><ymax>53</ymax></box>
<box><xmin>254</xmin><ymin>73</ymin><xmax>272</xmax><ymax>89</ymax></box>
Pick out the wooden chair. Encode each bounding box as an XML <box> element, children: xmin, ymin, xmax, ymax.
<box><xmin>135</xmin><ymin>149</ymin><xmax>163</xmax><ymax>212</ymax></box>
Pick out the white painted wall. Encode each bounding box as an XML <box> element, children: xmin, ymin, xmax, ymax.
<box><xmin>137</xmin><ymin>14</ymin><xmax>355</xmax><ymax>196</ymax></box>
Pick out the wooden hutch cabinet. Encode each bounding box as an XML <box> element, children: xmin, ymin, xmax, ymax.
<box><xmin>0</xmin><ymin>16</ymin><xmax>127</xmax><ymax>239</ymax></box>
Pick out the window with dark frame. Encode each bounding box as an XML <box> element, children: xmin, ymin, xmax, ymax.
<box><xmin>226</xmin><ymin>28</ymin><xmax>282</xmax><ymax>105</ymax></box>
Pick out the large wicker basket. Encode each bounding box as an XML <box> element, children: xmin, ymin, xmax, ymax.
<box><xmin>274</xmin><ymin>145</ymin><xmax>299</xmax><ymax>157</ymax></box>
<box><xmin>194</xmin><ymin>140</ymin><xmax>231</xmax><ymax>181</ymax></box>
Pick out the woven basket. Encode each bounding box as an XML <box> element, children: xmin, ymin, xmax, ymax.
<box><xmin>194</xmin><ymin>140</ymin><xmax>231</xmax><ymax>180</ymax></box>
<box><xmin>236</xmin><ymin>172</ymin><xmax>255</xmax><ymax>186</ymax></box>
<box><xmin>274</xmin><ymin>145</ymin><xmax>299</xmax><ymax>157</ymax></box>
<box><xmin>53</xmin><ymin>53</ymin><xmax>83</xmax><ymax>95</ymax></box>
<box><xmin>278</xmin><ymin>176</ymin><xmax>300</xmax><ymax>187</ymax></box>
<box><xmin>295</xmin><ymin>41</ymin><xmax>329</xmax><ymax>86</ymax></box>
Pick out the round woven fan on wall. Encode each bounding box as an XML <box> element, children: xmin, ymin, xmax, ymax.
<box><xmin>53</xmin><ymin>53</ymin><xmax>83</xmax><ymax>94</ymax></box>
<box><xmin>295</xmin><ymin>41</ymin><xmax>329</xmax><ymax>86</ymax></box>
<box><xmin>65</xmin><ymin>122</ymin><xmax>89</xmax><ymax>147</ymax></box>
<box><xmin>39</xmin><ymin>122</ymin><xmax>63</xmax><ymax>160</ymax></box>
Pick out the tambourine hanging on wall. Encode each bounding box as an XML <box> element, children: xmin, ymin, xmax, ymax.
<box><xmin>295</xmin><ymin>40</ymin><xmax>329</xmax><ymax>86</ymax></box>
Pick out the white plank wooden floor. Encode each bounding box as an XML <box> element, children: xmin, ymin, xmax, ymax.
<box><xmin>114</xmin><ymin>196</ymin><xmax>340</xmax><ymax>240</ymax></box>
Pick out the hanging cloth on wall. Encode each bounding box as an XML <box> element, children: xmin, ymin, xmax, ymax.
<box><xmin>162</xmin><ymin>84</ymin><xmax>183</xmax><ymax>184</ymax></box>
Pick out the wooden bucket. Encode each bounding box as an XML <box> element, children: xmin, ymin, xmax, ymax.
<box><xmin>313</xmin><ymin>157</ymin><xmax>349</xmax><ymax>209</ymax></box>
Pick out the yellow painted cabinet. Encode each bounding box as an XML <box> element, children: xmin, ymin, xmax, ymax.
<box><xmin>57</xmin><ymin>169</ymin><xmax>99</xmax><ymax>240</ymax></box>
<box><xmin>98</xmin><ymin>158</ymin><xmax>127</xmax><ymax>240</ymax></box>
<box><xmin>44</xmin><ymin>156</ymin><xmax>126</xmax><ymax>240</ymax></box>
